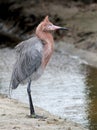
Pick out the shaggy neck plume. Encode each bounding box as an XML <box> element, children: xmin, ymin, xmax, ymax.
<box><xmin>36</xmin><ymin>27</ymin><xmax>54</xmax><ymax>68</ymax></box>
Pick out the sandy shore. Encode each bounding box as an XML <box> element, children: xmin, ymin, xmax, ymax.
<box><xmin>0</xmin><ymin>94</ymin><xmax>88</xmax><ymax>130</ymax></box>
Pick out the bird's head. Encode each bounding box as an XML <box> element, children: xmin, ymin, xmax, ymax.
<box><xmin>36</xmin><ymin>16</ymin><xmax>68</xmax><ymax>34</ymax></box>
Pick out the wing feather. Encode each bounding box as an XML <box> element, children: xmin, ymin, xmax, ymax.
<box><xmin>11</xmin><ymin>37</ymin><xmax>43</xmax><ymax>89</ymax></box>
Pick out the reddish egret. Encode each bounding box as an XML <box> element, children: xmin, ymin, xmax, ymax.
<box><xmin>10</xmin><ymin>16</ymin><xmax>68</xmax><ymax>117</ymax></box>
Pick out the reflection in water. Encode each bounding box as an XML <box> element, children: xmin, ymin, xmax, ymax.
<box><xmin>85</xmin><ymin>66</ymin><xmax>97</xmax><ymax>130</ymax></box>
<box><xmin>0</xmin><ymin>48</ymin><xmax>97</xmax><ymax>130</ymax></box>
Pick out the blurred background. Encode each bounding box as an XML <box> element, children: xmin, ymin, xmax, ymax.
<box><xmin>1</xmin><ymin>0</ymin><xmax>97</xmax><ymax>130</ymax></box>
<box><xmin>0</xmin><ymin>0</ymin><xmax>97</xmax><ymax>49</ymax></box>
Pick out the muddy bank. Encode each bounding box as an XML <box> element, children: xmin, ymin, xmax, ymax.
<box><xmin>0</xmin><ymin>94</ymin><xmax>88</xmax><ymax>130</ymax></box>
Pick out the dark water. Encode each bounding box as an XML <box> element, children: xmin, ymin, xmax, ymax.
<box><xmin>85</xmin><ymin>66</ymin><xmax>97</xmax><ymax>130</ymax></box>
<box><xmin>0</xmin><ymin>48</ymin><xmax>97</xmax><ymax>130</ymax></box>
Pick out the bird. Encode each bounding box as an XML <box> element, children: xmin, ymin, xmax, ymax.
<box><xmin>10</xmin><ymin>16</ymin><xmax>68</xmax><ymax>118</ymax></box>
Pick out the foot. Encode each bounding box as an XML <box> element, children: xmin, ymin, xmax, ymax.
<box><xmin>26</xmin><ymin>114</ymin><xmax>47</xmax><ymax>119</ymax></box>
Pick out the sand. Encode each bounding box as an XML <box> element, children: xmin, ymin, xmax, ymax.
<box><xmin>0</xmin><ymin>94</ymin><xmax>88</xmax><ymax>130</ymax></box>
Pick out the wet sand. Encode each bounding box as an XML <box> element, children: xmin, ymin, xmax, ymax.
<box><xmin>0</xmin><ymin>94</ymin><xmax>88</xmax><ymax>130</ymax></box>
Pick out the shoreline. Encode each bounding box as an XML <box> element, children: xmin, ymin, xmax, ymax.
<box><xmin>0</xmin><ymin>94</ymin><xmax>88</xmax><ymax>130</ymax></box>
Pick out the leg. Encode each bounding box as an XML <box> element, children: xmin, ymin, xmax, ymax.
<box><xmin>27</xmin><ymin>79</ymin><xmax>47</xmax><ymax>119</ymax></box>
<box><xmin>27</xmin><ymin>79</ymin><xmax>35</xmax><ymax>116</ymax></box>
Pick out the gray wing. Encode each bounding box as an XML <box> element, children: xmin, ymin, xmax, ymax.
<box><xmin>11</xmin><ymin>37</ymin><xmax>43</xmax><ymax>89</ymax></box>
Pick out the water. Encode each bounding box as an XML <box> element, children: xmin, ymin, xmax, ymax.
<box><xmin>0</xmin><ymin>48</ymin><xmax>97</xmax><ymax>130</ymax></box>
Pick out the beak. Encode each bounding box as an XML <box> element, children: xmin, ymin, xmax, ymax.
<box><xmin>52</xmin><ymin>25</ymin><xmax>68</xmax><ymax>31</ymax></box>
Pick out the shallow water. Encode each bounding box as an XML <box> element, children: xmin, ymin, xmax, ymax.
<box><xmin>0</xmin><ymin>48</ymin><xmax>97</xmax><ymax>130</ymax></box>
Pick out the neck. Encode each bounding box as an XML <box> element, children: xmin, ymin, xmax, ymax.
<box><xmin>36</xmin><ymin>30</ymin><xmax>54</xmax><ymax>67</ymax></box>
<box><xmin>36</xmin><ymin>30</ymin><xmax>53</xmax><ymax>44</ymax></box>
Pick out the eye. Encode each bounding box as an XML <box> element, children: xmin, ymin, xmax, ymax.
<box><xmin>47</xmin><ymin>24</ymin><xmax>53</xmax><ymax>29</ymax></box>
<box><xmin>48</xmin><ymin>24</ymin><xmax>53</xmax><ymax>27</ymax></box>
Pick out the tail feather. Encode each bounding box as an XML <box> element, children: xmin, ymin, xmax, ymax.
<box><xmin>9</xmin><ymin>76</ymin><xmax>19</xmax><ymax>98</ymax></box>
<box><xmin>11</xmin><ymin>78</ymin><xmax>19</xmax><ymax>89</ymax></box>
